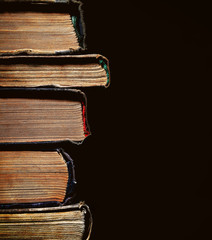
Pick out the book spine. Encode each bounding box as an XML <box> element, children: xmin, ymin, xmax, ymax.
<box><xmin>80</xmin><ymin>202</ymin><xmax>93</xmax><ymax>240</ymax></box>
<box><xmin>58</xmin><ymin>149</ymin><xmax>77</xmax><ymax>204</ymax></box>
<box><xmin>71</xmin><ymin>6</ymin><xmax>86</xmax><ymax>50</ymax></box>
<box><xmin>68</xmin><ymin>0</ymin><xmax>85</xmax><ymax>50</ymax></box>
<box><xmin>97</xmin><ymin>55</ymin><xmax>110</xmax><ymax>87</ymax></box>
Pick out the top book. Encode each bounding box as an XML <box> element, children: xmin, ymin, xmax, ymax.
<box><xmin>0</xmin><ymin>1</ymin><xmax>85</xmax><ymax>54</ymax></box>
<box><xmin>0</xmin><ymin>0</ymin><xmax>71</xmax><ymax>2</ymax></box>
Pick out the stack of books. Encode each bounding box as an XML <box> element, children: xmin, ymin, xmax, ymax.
<box><xmin>0</xmin><ymin>0</ymin><xmax>110</xmax><ymax>239</ymax></box>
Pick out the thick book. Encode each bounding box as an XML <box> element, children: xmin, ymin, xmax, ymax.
<box><xmin>0</xmin><ymin>1</ymin><xmax>85</xmax><ymax>54</ymax></box>
<box><xmin>0</xmin><ymin>88</ymin><xmax>90</xmax><ymax>143</ymax></box>
<box><xmin>0</xmin><ymin>54</ymin><xmax>110</xmax><ymax>87</ymax></box>
<box><xmin>0</xmin><ymin>202</ymin><xmax>92</xmax><ymax>240</ymax></box>
<box><xmin>0</xmin><ymin>149</ymin><xmax>76</xmax><ymax>205</ymax></box>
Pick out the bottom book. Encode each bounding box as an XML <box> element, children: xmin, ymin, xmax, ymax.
<box><xmin>0</xmin><ymin>202</ymin><xmax>92</xmax><ymax>240</ymax></box>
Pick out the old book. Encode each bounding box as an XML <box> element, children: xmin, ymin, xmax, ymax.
<box><xmin>0</xmin><ymin>54</ymin><xmax>110</xmax><ymax>87</ymax></box>
<box><xmin>0</xmin><ymin>2</ymin><xmax>84</xmax><ymax>54</ymax></box>
<box><xmin>0</xmin><ymin>88</ymin><xmax>90</xmax><ymax>143</ymax></box>
<box><xmin>0</xmin><ymin>0</ymin><xmax>69</xmax><ymax>2</ymax></box>
<box><xmin>0</xmin><ymin>202</ymin><xmax>92</xmax><ymax>240</ymax></box>
<box><xmin>0</xmin><ymin>149</ymin><xmax>76</xmax><ymax>205</ymax></box>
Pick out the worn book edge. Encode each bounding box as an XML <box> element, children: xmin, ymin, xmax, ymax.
<box><xmin>0</xmin><ymin>87</ymin><xmax>91</xmax><ymax>144</ymax></box>
<box><xmin>59</xmin><ymin>148</ymin><xmax>77</xmax><ymax>205</ymax></box>
<box><xmin>0</xmin><ymin>53</ymin><xmax>110</xmax><ymax>87</ymax></box>
<box><xmin>0</xmin><ymin>201</ymin><xmax>93</xmax><ymax>240</ymax></box>
<box><xmin>0</xmin><ymin>0</ymin><xmax>86</xmax><ymax>51</ymax></box>
<box><xmin>0</xmin><ymin>149</ymin><xmax>77</xmax><ymax>208</ymax></box>
<box><xmin>0</xmin><ymin>0</ymin><xmax>71</xmax><ymax>3</ymax></box>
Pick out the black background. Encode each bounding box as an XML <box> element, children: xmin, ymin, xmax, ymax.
<box><xmin>76</xmin><ymin>0</ymin><xmax>212</xmax><ymax>239</ymax></box>
<box><xmin>2</xmin><ymin>1</ymin><xmax>211</xmax><ymax>239</ymax></box>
